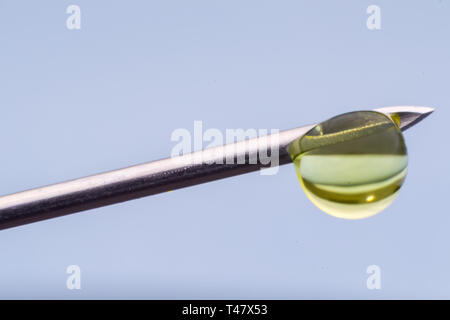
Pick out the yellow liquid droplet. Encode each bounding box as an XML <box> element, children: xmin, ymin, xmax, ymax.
<box><xmin>289</xmin><ymin>111</ymin><xmax>408</xmax><ymax>219</ymax></box>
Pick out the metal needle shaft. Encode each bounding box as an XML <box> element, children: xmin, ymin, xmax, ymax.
<box><xmin>0</xmin><ymin>106</ymin><xmax>433</xmax><ymax>230</ymax></box>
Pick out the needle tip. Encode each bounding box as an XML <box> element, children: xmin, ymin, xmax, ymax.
<box><xmin>374</xmin><ymin>105</ymin><xmax>434</xmax><ymax>131</ymax></box>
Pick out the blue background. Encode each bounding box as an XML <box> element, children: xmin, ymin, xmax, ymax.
<box><xmin>0</xmin><ymin>0</ymin><xmax>448</xmax><ymax>298</ymax></box>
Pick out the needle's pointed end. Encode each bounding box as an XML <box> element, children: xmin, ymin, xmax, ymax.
<box><xmin>374</xmin><ymin>106</ymin><xmax>434</xmax><ymax>131</ymax></box>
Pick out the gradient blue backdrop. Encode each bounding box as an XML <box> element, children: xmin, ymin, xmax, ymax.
<box><xmin>0</xmin><ymin>0</ymin><xmax>448</xmax><ymax>298</ymax></box>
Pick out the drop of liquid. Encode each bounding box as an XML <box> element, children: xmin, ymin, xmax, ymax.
<box><xmin>288</xmin><ymin>111</ymin><xmax>408</xmax><ymax>219</ymax></box>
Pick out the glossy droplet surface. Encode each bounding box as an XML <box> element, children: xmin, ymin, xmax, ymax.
<box><xmin>289</xmin><ymin>111</ymin><xmax>408</xmax><ymax>219</ymax></box>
